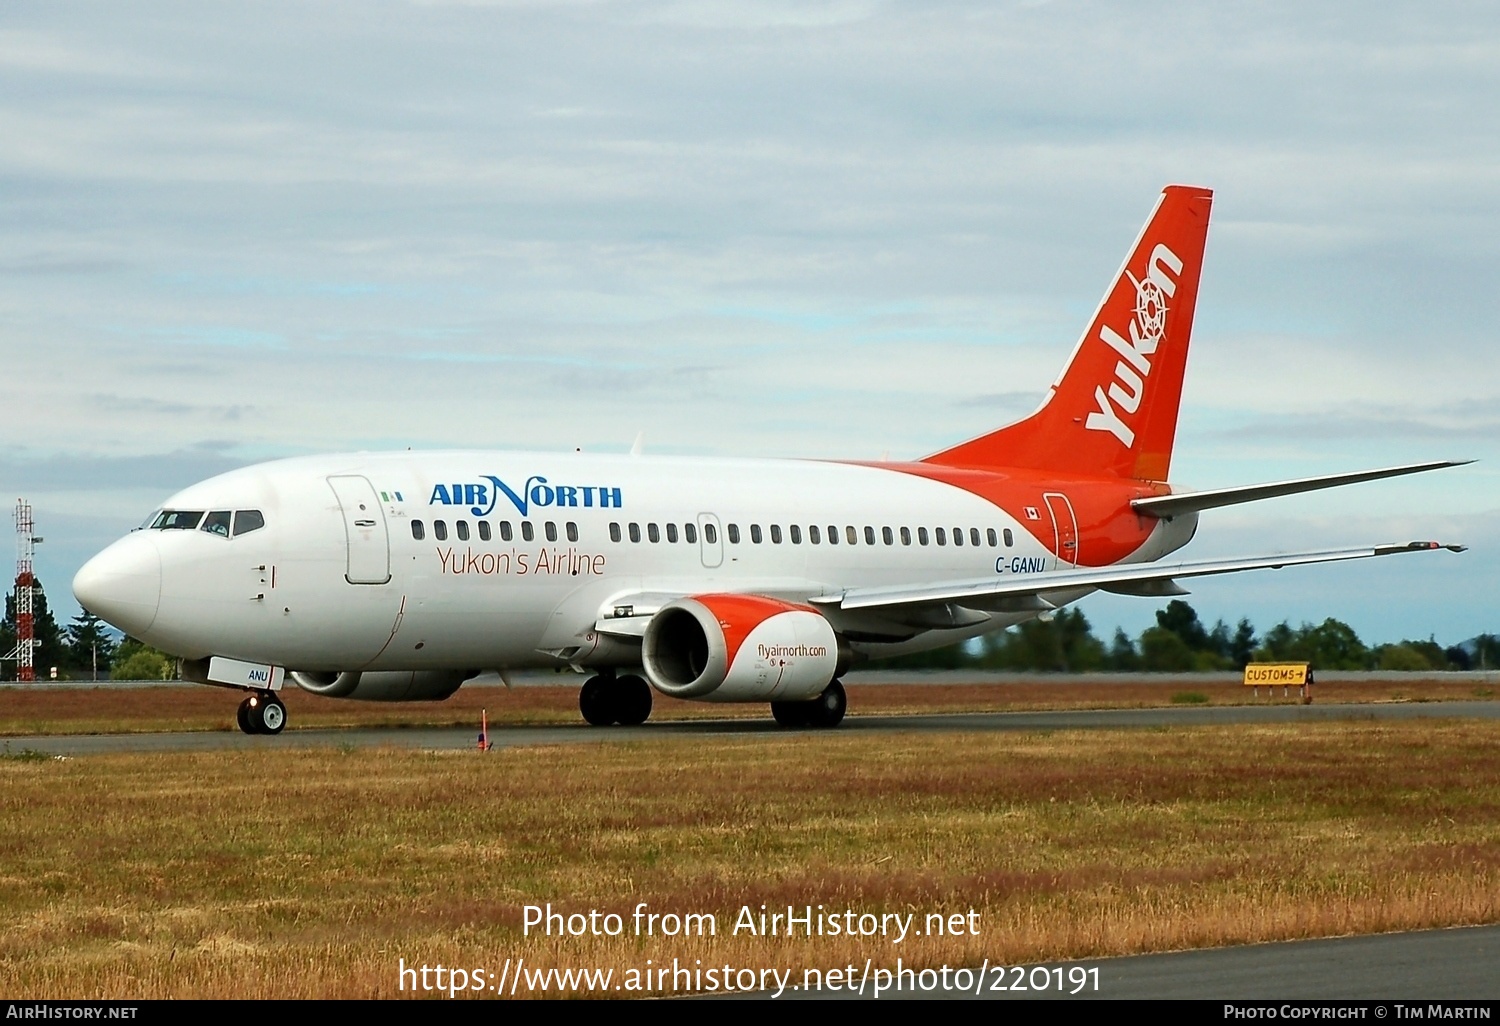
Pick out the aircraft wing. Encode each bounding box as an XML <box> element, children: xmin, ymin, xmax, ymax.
<box><xmin>810</xmin><ymin>541</ymin><xmax>1465</xmax><ymax>616</ymax></box>
<box><xmin>1131</xmin><ymin>460</ymin><xmax>1471</xmax><ymax>519</ymax></box>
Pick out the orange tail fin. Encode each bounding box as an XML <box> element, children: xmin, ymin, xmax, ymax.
<box><xmin>924</xmin><ymin>185</ymin><xmax>1213</xmax><ymax>481</ymax></box>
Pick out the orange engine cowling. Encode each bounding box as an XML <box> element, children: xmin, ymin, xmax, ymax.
<box><xmin>642</xmin><ymin>594</ymin><xmax>842</xmax><ymax>702</ymax></box>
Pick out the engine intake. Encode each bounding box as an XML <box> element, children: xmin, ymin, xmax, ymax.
<box><xmin>642</xmin><ymin>594</ymin><xmax>843</xmax><ymax>701</ymax></box>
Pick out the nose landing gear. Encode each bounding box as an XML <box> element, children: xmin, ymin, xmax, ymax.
<box><xmin>236</xmin><ymin>691</ymin><xmax>287</xmax><ymax>735</ymax></box>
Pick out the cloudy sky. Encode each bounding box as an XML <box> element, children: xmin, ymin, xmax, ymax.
<box><xmin>2</xmin><ymin>0</ymin><xmax>1496</xmax><ymax>646</ymax></box>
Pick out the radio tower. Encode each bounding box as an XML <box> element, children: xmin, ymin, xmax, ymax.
<box><xmin>11</xmin><ymin>500</ymin><xmax>37</xmax><ymax>682</ymax></box>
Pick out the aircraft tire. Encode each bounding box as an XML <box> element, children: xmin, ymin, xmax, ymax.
<box><xmin>257</xmin><ymin>693</ymin><xmax>287</xmax><ymax>735</ymax></box>
<box><xmin>806</xmin><ymin>679</ymin><xmax>846</xmax><ymax>729</ymax></box>
<box><xmin>770</xmin><ymin>700</ymin><xmax>811</xmax><ymax>728</ymax></box>
<box><xmin>579</xmin><ymin>675</ymin><xmax>616</xmax><ymax>726</ymax></box>
<box><xmin>236</xmin><ymin>698</ymin><xmax>258</xmax><ymax>735</ymax></box>
<box><xmin>614</xmin><ymin>675</ymin><xmax>653</xmax><ymax>726</ymax></box>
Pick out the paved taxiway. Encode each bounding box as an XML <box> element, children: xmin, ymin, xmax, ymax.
<box><xmin>9</xmin><ymin>699</ymin><xmax>1498</xmax><ymax>756</ymax></box>
<box><xmin>770</xmin><ymin>924</ymin><xmax>1500</xmax><ymax>1000</ymax></box>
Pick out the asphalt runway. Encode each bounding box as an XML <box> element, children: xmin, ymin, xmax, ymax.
<box><xmin>771</xmin><ymin>924</ymin><xmax>1500</xmax><ymax>1000</ymax></box>
<box><xmin>8</xmin><ymin>699</ymin><xmax>1499</xmax><ymax>756</ymax></box>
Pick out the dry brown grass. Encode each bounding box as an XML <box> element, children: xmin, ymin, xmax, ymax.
<box><xmin>0</xmin><ymin>676</ymin><xmax>1488</xmax><ymax>736</ymax></box>
<box><xmin>1</xmin><ymin>719</ymin><xmax>1498</xmax><ymax>998</ymax></box>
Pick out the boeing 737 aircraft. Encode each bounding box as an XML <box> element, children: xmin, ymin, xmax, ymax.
<box><xmin>73</xmin><ymin>185</ymin><xmax>1466</xmax><ymax>734</ymax></box>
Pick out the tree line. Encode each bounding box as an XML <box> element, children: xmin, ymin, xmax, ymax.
<box><xmin>872</xmin><ymin>601</ymin><xmax>1498</xmax><ymax>672</ymax></box>
<box><xmin>1</xmin><ymin>578</ymin><xmax>176</xmax><ymax>680</ymax></box>
<box><xmin>3</xmin><ymin>578</ymin><xmax>1496</xmax><ymax>680</ymax></box>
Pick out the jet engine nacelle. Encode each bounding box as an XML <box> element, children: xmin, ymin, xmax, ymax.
<box><xmin>289</xmin><ymin>669</ymin><xmax>475</xmax><ymax>702</ymax></box>
<box><xmin>642</xmin><ymin>594</ymin><xmax>844</xmax><ymax>702</ymax></box>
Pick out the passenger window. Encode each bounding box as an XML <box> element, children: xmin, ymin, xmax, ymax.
<box><xmin>233</xmin><ymin>510</ymin><xmax>265</xmax><ymax>536</ymax></box>
<box><xmin>864</xmin><ymin>526</ymin><xmax>876</xmax><ymax>545</ymax></box>
<box><xmin>565</xmin><ymin>522</ymin><xmax>576</xmax><ymax>543</ymax></box>
<box><xmin>201</xmin><ymin>511</ymin><xmax>232</xmax><ymax>538</ymax></box>
<box><xmin>789</xmin><ymin>525</ymin><xmax>801</xmax><ymax>544</ymax></box>
<box><xmin>685</xmin><ymin>523</ymin><xmax>698</xmax><ymax>544</ymax></box>
<box><xmin>882</xmin><ymin>526</ymin><xmax>893</xmax><ymax>545</ymax></box>
<box><xmin>434</xmin><ymin>521</ymin><xmax>448</xmax><ymax>541</ymax></box>
<box><xmin>628</xmin><ymin>523</ymin><xmax>641</xmax><ymax>543</ymax></box>
<box><xmin>953</xmin><ymin>528</ymin><xmax>963</xmax><ymax>547</ymax></box>
<box><xmin>546</xmin><ymin>522</ymin><xmax>558</xmax><ymax>542</ymax></box>
<box><xmin>666</xmin><ymin>523</ymin><xmax>678</xmax><ymax>543</ymax></box>
<box><xmin>647</xmin><ymin>523</ymin><xmax>660</xmax><ymax>543</ymax></box>
<box><xmin>827</xmin><ymin>525</ymin><xmax>839</xmax><ymax>546</ymax></box>
<box><xmin>456</xmin><ymin>520</ymin><xmax>470</xmax><ymax>541</ymax></box>
<box><xmin>770</xmin><ymin>525</ymin><xmax>782</xmax><ymax>544</ymax></box>
<box><xmin>935</xmin><ymin>527</ymin><xmax>946</xmax><ymax>546</ymax></box>
<box><xmin>479</xmin><ymin>521</ymin><xmax>492</xmax><ymax>542</ymax></box>
<box><xmin>704</xmin><ymin>523</ymin><xmax>717</xmax><ymax>544</ymax></box>
<box><xmin>411</xmin><ymin>520</ymin><xmax>426</xmax><ymax>541</ymax></box>
<box><xmin>501</xmin><ymin>521</ymin><xmax>514</xmax><ymax>542</ymax></box>
<box><xmin>727</xmin><ymin>524</ymin><xmax>740</xmax><ymax>544</ymax></box>
<box><xmin>971</xmin><ymin>528</ymin><xmax>982</xmax><ymax>547</ymax></box>
<box><xmin>751</xmin><ymin>525</ymin><xmax>763</xmax><ymax>544</ymax></box>
<box><xmin>918</xmin><ymin>527</ymin><xmax>929</xmax><ymax>546</ymax></box>
<box><xmin>609</xmin><ymin>522</ymin><xmax>622</xmax><ymax>543</ymax></box>
<box><xmin>846</xmin><ymin>526</ymin><xmax>858</xmax><ymax>545</ymax></box>
<box><xmin>1004</xmin><ymin>528</ymin><xmax>1014</xmax><ymax>547</ymax></box>
<box><xmin>810</xmin><ymin>525</ymin><xmax>821</xmax><ymax>544</ymax></box>
<box><xmin>522</xmin><ymin>522</ymin><xmax>535</xmax><ymax>542</ymax></box>
<box><xmin>900</xmin><ymin>526</ymin><xmax>911</xmax><ymax>546</ymax></box>
<box><xmin>987</xmin><ymin>528</ymin><xmax>998</xmax><ymax>547</ymax></box>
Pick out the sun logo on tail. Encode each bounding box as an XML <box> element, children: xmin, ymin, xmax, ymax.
<box><xmin>1127</xmin><ymin>270</ymin><xmax>1169</xmax><ymax>347</ymax></box>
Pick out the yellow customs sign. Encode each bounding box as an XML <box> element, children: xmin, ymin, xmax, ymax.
<box><xmin>1243</xmin><ymin>663</ymin><xmax>1310</xmax><ymax>686</ymax></box>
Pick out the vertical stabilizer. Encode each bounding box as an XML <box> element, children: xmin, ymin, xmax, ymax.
<box><xmin>924</xmin><ymin>185</ymin><xmax>1213</xmax><ymax>481</ymax></box>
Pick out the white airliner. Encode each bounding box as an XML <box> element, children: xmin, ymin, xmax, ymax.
<box><xmin>73</xmin><ymin>185</ymin><xmax>1466</xmax><ymax>735</ymax></box>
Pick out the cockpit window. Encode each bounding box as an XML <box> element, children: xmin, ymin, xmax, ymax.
<box><xmin>152</xmin><ymin>510</ymin><xmax>205</xmax><ymax>531</ymax></box>
<box><xmin>201</xmin><ymin>511</ymin><xmax>232</xmax><ymax>537</ymax></box>
<box><xmin>137</xmin><ymin>510</ymin><xmax>163</xmax><ymax>531</ymax></box>
<box><xmin>233</xmin><ymin>510</ymin><xmax>266</xmax><ymax>537</ymax></box>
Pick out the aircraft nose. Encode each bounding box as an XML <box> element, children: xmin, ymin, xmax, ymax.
<box><xmin>73</xmin><ymin>534</ymin><xmax>162</xmax><ymax>637</ymax></box>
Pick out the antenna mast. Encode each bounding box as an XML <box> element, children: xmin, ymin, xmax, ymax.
<box><xmin>9</xmin><ymin>500</ymin><xmax>37</xmax><ymax>682</ymax></box>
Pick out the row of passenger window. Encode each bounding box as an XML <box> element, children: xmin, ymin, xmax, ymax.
<box><xmin>610</xmin><ymin>522</ymin><xmax>704</xmax><ymax>544</ymax></box>
<box><xmin>608</xmin><ymin>522</ymin><xmax>1017</xmax><ymax>548</ymax></box>
<box><xmin>410</xmin><ymin>519</ymin><xmax>579</xmax><ymax>543</ymax></box>
<box><xmin>410</xmin><ymin>517</ymin><xmax>1022</xmax><ymax>550</ymax></box>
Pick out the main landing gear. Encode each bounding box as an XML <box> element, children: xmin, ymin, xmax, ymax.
<box><xmin>579</xmin><ymin>672</ymin><xmax>653</xmax><ymax>727</ymax></box>
<box><xmin>771</xmin><ymin>679</ymin><xmax>846</xmax><ymax>729</ymax></box>
<box><xmin>236</xmin><ymin>691</ymin><xmax>287</xmax><ymax>735</ymax></box>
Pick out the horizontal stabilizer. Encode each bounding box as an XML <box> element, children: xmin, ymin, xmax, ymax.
<box><xmin>812</xmin><ymin>541</ymin><xmax>1464</xmax><ymax>616</ymax></box>
<box><xmin>1132</xmin><ymin>460</ymin><xmax>1471</xmax><ymax>519</ymax></box>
